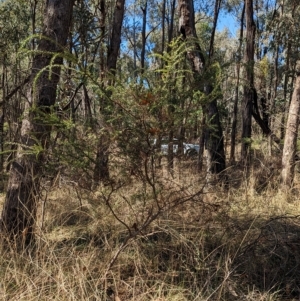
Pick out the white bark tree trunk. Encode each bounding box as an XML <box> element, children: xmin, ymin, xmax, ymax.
<box><xmin>281</xmin><ymin>61</ymin><xmax>300</xmax><ymax>187</ymax></box>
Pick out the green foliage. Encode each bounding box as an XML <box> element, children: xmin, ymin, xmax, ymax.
<box><xmin>195</xmin><ymin>19</ymin><xmax>212</xmax><ymax>52</ymax></box>
<box><xmin>2</xmin><ymin>1</ymin><xmax>300</xmax><ymax>300</ymax></box>
<box><xmin>0</xmin><ymin>0</ymin><xmax>31</xmax><ymax>48</ymax></box>
<box><xmin>154</xmin><ymin>38</ymin><xmax>193</xmax><ymax>84</ymax></box>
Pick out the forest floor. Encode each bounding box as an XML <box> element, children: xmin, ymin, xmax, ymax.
<box><xmin>1</xmin><ymin>154</ymin><xmax>300</xmax><ymax>300</ymax></box>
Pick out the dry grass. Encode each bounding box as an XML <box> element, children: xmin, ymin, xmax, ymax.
<box><xmin>1</xmin><ymin>155</ymin><xmax>300</xmax><ymax>301</ymax></box>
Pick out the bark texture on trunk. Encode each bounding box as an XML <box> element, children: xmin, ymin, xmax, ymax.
<box><xmin>178</xmin><ymin>0</ymin><xmax>204</xmax><ymax>73</ymax></box>
<box><xmin>230</xmin><ymin>4</ymin><xmax>244</xmax><ymax>164</ymax></box>
<box><xmin>205</xmin><ymin>0</ymin><xmax>225</xmax><ymax>178</ymax></box>
<box><xmin>241</xmin><ymin>0</ymin><xmax>256</xmax><ymax>164</ymax></box>
<box><xmin>141</xmin><ymin>1</ymin><xmax>147</xmax><ymax>73</ymax></box>
<box><xmin>93</xmin><ymin>131</ymin><xmax>110</xmax><ymax>184</ymax></box>
<box><xmin>178</xmin><ymin>0</ymin><xmax>225</xmax><ymax>178</ymax></box>
<box><xmin>94</xmin><ymin>0</ymin><xmax>125</xmax><ymax>185</ymax></box>
<box><xmin>281</xmin><ymin>61</ymin><xmax>300</xmax><ymax>187</ymax></box>
<box><xmin>1</xmin><ymin>0</ymin><xmax>74</xmax><ymax>248</ymax></box>
<box><xmin>205</xmin><ymin>95</ymin><xmax>226</xmax><ymax>175</ymax></box>
<box><xmin>107</xmin><ymin>0</ymin><xmax>125</xmax><ymax>75</ymax></box>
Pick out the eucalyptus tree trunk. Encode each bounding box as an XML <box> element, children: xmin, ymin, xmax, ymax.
<box><xmin>161</xmin><ymin>0</ymin><xmax>166</xmax><ymax>55</ymax></box>
<box><xmin>268</xmin><ymin>46</ymin><xmax>279</xmax><ymax>155</ymax></box>
<box><xmin>280</xmin><ymin>1</ymin><xmax>298</xmax><ymax>140</ymax></box>
<box><xmin>281</xmin><ymin>39</ymin><xmax>292</xmax><ymax>140</ymax></box>
<box><xmin>0</xmin><ymin>61</ymin><xmax>6</xmax><ymax>172</ymax></box>
<box><xmin>204</xmin><ymin>86</ymin><xmax>226</xmax><ymax>177</ymax></box>
<box><xmin>241</xmin><ymin>0</ymin><xmax>255</xmax><ymax>165</ymax></box>
<box><xmin>167</xmin><ymin>0</ymin><xmax>176</xmax><ymax>46</ymax></box>
<box><xmin>1</xmin><ymin>0</ymin><xmax>74</xmax><ymax>248</ymax></box>
<box><xmin>208</xmin><ymin>0</ymin><xmax>221</xmax><ymax>60</ymax></box>
<box><xmin>281</xmin><ymin>61</ymin><xmax>300</xmax><ymax>188</ymax></box>
<box><xmin>178</xmin><ymin>0</ymin><xmax>225</xmax><ymax>180</ymax></box>
<box><xmin>140</xmin><ymin>0</ymin><xmax>147</xmax><ymax>74</ymax></box>
<box><xmin>205</xmin><ymin>0</ymin><xmax>225</xmax><ymax>178</ymax></box>
<box><xmin>99</xmin><ymin>0</ymin><xmax>106</xmax><ymax>83</ymax></box>
<box><xmin>198</xmin><ymin>0</ymin><xmax>223</xmax><ymax>171</ymax></box>
<box><xmin>93</xmin><ymin>0</ymin><xmax>125</xmax><ymax>185</ymax></box>
<box><xmin>230</xmin><ymin>4</ymin><xmax>244</xmax><ymax>164</ymax></box>
<box><xmin>107</xmin><ymin>0</ymin><xmax>125</xmax><ymax>75</ymax></box>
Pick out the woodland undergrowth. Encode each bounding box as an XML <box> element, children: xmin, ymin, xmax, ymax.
<box><xmin>1</xmin><ymin>151</ymin><xmax>300</xmax><ymax>301</ymax></box>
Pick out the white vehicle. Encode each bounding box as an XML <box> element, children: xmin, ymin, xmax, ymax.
<box><xmin>153</xmin><ymin>138</ymin><xmax>200</xmax><ymax>157</ymax></box>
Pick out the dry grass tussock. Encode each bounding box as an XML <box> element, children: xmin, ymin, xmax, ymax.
<box><xmin>1</xmin><ymin>157</ymin><xmax>300</xmax><ymax>300</ymax></box>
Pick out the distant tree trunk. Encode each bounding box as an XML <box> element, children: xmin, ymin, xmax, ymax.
<box><xmin>178</xmin><ymin>0</ymin><xmax>204</xmax><ymax>171</ymax></box>
<box><xmin>197</xmin><ymin>115</ymin><xmax>205</xmax><ymax>171</ymax></box>
<box><xmin>93</xmin><ymin>0</ymin><xmax>125</xmax><ymax>185</ymax></box>
<box><xmin>83</xmin><ymin>84</ymin><xmax>93</xmax><ymax>124</ymax></box>
<box><xmin>167</xmin><ymin>129</ymin><xmax>174</xmax><ymax>175</ymax></box>
<box><xmin>241</xmin><ymin>0</ymin><xmax>256</xmax><ymax>165</ymax></box>
<box><xmin>99</xmin><ymin>0</ymin><xmax>106</xmax><ymax>84</ymax></box>
<box><xmin>280</xmin><ymin>3</ymin><xmax>297</xmax><ymax>140</ymax></box>
<box><xmin>281</xmin><ymin>40</ymin><xmax>292</xmax><ymax>140</ymax></box>
<box><xmin>167</xmin><ymin>0</ymin><xmax>176</xmax><ymax>46</ymax></box>
<box><xmin>205</xmin><ymin>0</ymin><xmax>225</xmax><ymax>179</ymax></box>
<box><xmin>178</xmin><ymin>0</ymin><xmax>225</xmax><ymax>180</ymax></box>
<box><xmin>208</xmin><ymin>0</ymin><xmax>221</xmax><ymax>60</ymax></box>
<box><xmin>1</xmin><ymin>0</ymin><xmax>74</xmax><ymax>248</ymax></box>
<box><xmin>132</xmin><ymin>10</ymin><xmax>138</xmax><ymax>78</ymax></box>
<box><xmin>230</xmin><ymin>4</ymin><xmax>244</xmax><ymax>164</ymax></box>
<box><xmin>30</xmin><ymin>0</ymin><xmax>38</xmax><ymax>50</ymax></box>
<box><xmin>161</xmin><ymin>0</ymin><xmax>166</xmax><ymax>55</ymax></box>
<box><xmin>107</xmin><ymin>0</ymin><xmax>125</xmax><ymax>76</ymax></box>
<box><xmin>0</xmin><ymin>60</ymin><xmax>6</xmax><ymax>172</ymax></box>
<box><xmin>204</xmin><ymin>86</ymin><xmax>226</xmax><ymax>177</ymax></box>
<box><xmin>268</xmin><ymin>40</ymin><xmax>279</xmax><ymax>155</ymax></box>
<box><xmin>140</xmin><ymin>0</ymin><xmax>147</xmax><ymax>74</ymax></box>
<box><xmin>281</xmin><ymin>61</ymin><xmax>300</xmax><ymax>188</ymax></box>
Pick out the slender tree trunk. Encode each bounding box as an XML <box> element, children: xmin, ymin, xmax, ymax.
<box><xmin>204</xmin><ymin>86</ymin><xmax>226</xmax><ymax>178</ymax></box>
<box><xmin>167</xmin><ymin>0</ymin><xmax>176</xmax><ymax>46</ymax></box>
<box><xmin>30</xmin><ymin>0</ymin><xmax>38</xmax><ymax>50</ymax></box>
<box><xmin>141</xmin><ymin>1</ymin><xmax>147</xmax><ymax>74</ymax></box>
<box><xmin>178</xmin><ymin>0</ymin><xmax>225</xmax><ymax>180</ymax></box>
<box><xmin>281</xmin><ymin>39</ymin><xmax>291</xmax><ymax>140</ymax></box>
<box><xmin>197</xmin><ymin>115</ymin><xmax>205</xmax><ymax>171</ymax></box>
<box><xmin>93</xmin><ymin>0</ymin><xmax>125</xmax><ymax>185</ymax></box>
<box><xmin>205</xmin><ymin>0</ymin><xmax>225</xmax><ymax>178</ymax></box>
<box><xmin>281</xmin><ymin>61</ymin><xmax>300</xmax><ymax>188</ymax></box>
<box><xmin>241</xmin><ymin>0</ymin><xmax>256</xmax><ymax>165</ymax></box>
<box><xmin>161</xmin><ymin>0</ymin><xmax>166</xmax><ymax>55</ymax></box>
<box><xmin>83</xmin><ymin>84</ymin><xmax>93</xmax><ymax>124</ymax></box>
<box><xmin>178</xmin><ymin>0</ymin><xmax>204</xmax><ymax>171</ymax></box>
<box><xmin>208</xmin><ymin>0</ymin><xmax>222</xmax><ymax>60</ymax></box>
<box><xmin>167</xmin><ymin>129</ymin><xmax>174</xmax><ymax>175</ymax></box>
<box><xmin>154</xmin><ymin>0</ymin><xmax>166</xmax><ymax>168</ymax></box>
<box><xmin>1</xmin><ymin>0</ymin><xmax>74</xmax><ymax>248</ymax></box>
<box><xmin>268</xmin><ymin>41</ymin><xmax>279</xmax><ymax>155</ymax></box>
<box><xmin>99</xmin><ymin>0</ymin><xmax>106</xmax><ymax>84</ymax></box>
<box><xmin>133</xmin><ymin>10</ymin><xmax>137</xmax><ymax>77</ymax></box>
<box><xmin>107</xmin><ymin>0</ymin><xmax>125</xmax><ymax>76</ymax></box>
<box><xmin>0</xmin><ymin>60</ymin><xmax>6</xmax><ymax>172</ymax></box>
<box><xmin>230</xmin><ymin>4</ymin><xmax>244</xmax><ymax>164</ymax></box>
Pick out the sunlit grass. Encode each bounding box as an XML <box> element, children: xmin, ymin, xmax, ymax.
<box><xmin>1</xmin><ymin>154</ymin><xmax>300</xmax><ymax>300</ymax></box>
